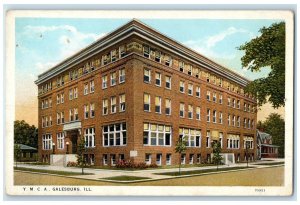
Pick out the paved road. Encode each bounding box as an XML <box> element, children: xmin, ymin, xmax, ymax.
<box><xmin>14</xmin><ymin>166</ymin><xmax>284</xmax><ymax>186</ymax></box>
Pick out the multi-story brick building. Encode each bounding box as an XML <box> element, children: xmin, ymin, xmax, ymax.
<box><xmin>35</xmin><ymin>19</ymin><xmax>257</xmax><ymax>167</ymax></box>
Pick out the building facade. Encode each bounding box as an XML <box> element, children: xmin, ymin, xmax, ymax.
<box><xmin>35</xmin><ymin>19</ymin><xmax>257</xmax><ymax>166</ymax></box>
<box><xmin>257</xmin><ymin>130</ymin><xmax>279</xmax><ymax>159</ymax></box>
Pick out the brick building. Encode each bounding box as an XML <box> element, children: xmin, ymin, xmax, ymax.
<box><xmin>35</xmin><ymin>19</ymin><xmax>257</xmax><ymax>166</ymax></box>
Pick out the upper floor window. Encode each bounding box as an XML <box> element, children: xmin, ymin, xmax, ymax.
<box><xmin>196</xmin><ymin>107</ymin><xmax>201</xmax><ymax>120</ymax></box>
<box><xmin>179</xmin><ymin>81</ymin><xmax>185</xmax><ymax>93</ymax></box>
<box><xmin>165</xmin><ymin>99</ymin><xmax>171</xmax><ymax>115</ymax></box>
<box><xmin>207</xmin><ymin>109</ymin><xmax>210</xmax><ymax>122</ymax></box>
<box><xmin>188</xmin><ymin>84</ymin><xmax>193</xmax><ymax>96</ymax></box>
<box><xmin>119</xmin><ymin>45</ymin><xmax>126</xmax><ymax>58</ymax></box>
<box><xmin>102</xmin><ymin>75</ymin><xmax>108</xmax><ymax>89</ymax></box>
<box><xmin>111</xmin><ymin>96</ymin><xmax>117</xmax><ymax>113</ymax></box>
<box><xmin>165</xmin><ymin>76</ymin><xmax>171</xmax><ymax>89</ymax></box>
<box><xmin>84</xmin><ymin>83</ymin><xmax>89</xmax><ymax>95</ymax></box>
<box><xmin>143</xmin><ymin>45</ymin><xmax>150</xmax><ymax>58</ymax></box>
<box><xmin>155</xmin><ymin>51</ymin><xmax>161</xmax><ymax>62</ymax></box>
<box><xmin>119</xmin><ymin>94</ymin><xmax>126</xmax><ymax>112</ymax></box>
<box><xmin>219</xmin><ymin>112</ymin><xmax>223</xmax><ymax>124</ymax></box>
<box><xmin>228</xmin><ymin>114</ymin><xmax>231</xmax><ymax>126</ymax></box>
<box><xmin>219</xmin><ymin>94</ymin><xmax>223</xmax><ymax>104</ymax></box>
<box><xmin>188</xmin><ymin>105</ymin><xmax>193</xmax><ymax>119</ymax></box>
<box><xmin>219</xmin><ymin>78</ymin><xmax>223</xmax><ymax>87</ymax></box>
<box><xmin>103</xmin><ymin>99</ymin><xmax>108</xmax><ymax>115</ymax></box>
<box><xmin>213</xmin><ymin>110</ymin><xmax>217</xmax><ymax>123</ymax></box>
<box><xmin>74</xmin><ymin>108</ymin><xmax>78</xmax><ymax>121</ymax></box>
<box><xmin>119</xmin><ymin>68</ymin><xmax>125</xmax><ymax>83</ymax></box>
<box><xmin>244</xmin><ymin>103</ymin><xmax>247</xmax><ymax>111</ymax></box>
<box><xmin>111</xmin><ymin>49</ymin><xmax>117</xmax><ymax>62</ymax></box>
<box><xmin>213</xmin><ymin>93</ymin><xmax>217</xmax><ymax>103</ymax></box>
<box><xmin>155</xmin><ymin>72</ymin><xmax>161</xmax><ymax>86</ymax></box>
<box><xmin>187</xmin><ymin>65</ymin><xmax>192</xmax><ymax>76</ymax></box>
<box><xmin>164</xmin><ymin>55</ymin><xmax>171</xmax><ymax>66</ymax></box>
<box><xmin>69</xmin><ymin>109</ymin><xmax>74</xmax><ymax>122</ymax></box>
<box><xmin>74</xmin><ymin>87</ymin><xmax>78</xmax><ymax>99</ymax></box>
<box><xmin>196</xmin><ymin>86</ymin><xmax>200</xmax><ymax>98</ymax></box>
<box><xmin>227</xmin><ymin>97</ymin><xmax>231</xmax><ymax>107</ymax></box>
<box><xmin>144</xmin><ymin>69</ymin><xmax>151</xmax><ymax>83</ymax></box>
<box><xmin>206</xmin><ymin>73</ymin><xmax>210</xmax><ymax>83</ymax></box>
<box><xmin>69</xmin><ymin>89</ymin><xmax>73</xmax><ymax>100</ymax></box>
<box><xmin>144</xmin><ymin>93</ymin><xmax>150</xmax><ymax>112</ymax></box>
<box><xmin>206</xmin><ymin>91</ymin><xmax>211</xmax><ymax>101</ymax></box>
<box><xmin>179</xmin><ymin>62</ymin><xmax>184</xmax><ymax>72</ymax></box>
<box><xmin>237</xmin><ymin>116</ymin><xmax>241</xmax><ymax>127</ymax></box>
<box><xmin>84</xmin><ymin>104</ymin><xmax>89</xmax><ymax>119</ymax></box>
<box><xmin>90</xmin><ymin>103</ymin><xmax>95</xmax><ymax>118</ymax></box>
<box><xmin>42</xmin><ymin>134</ymin><xmax>52</xmax><ymax>150</ymax></box>
<box><xmin>180</xmin><ymin>103</ymin><xmax>185</xmax><ymax>118</ymax></box>
<box><xmin>155</xmin><ymin>96</ymin><xmax>162</xmax><ymax>114</ymax></box>
<box><xmin>57</xmin><ymin>132</ymin><xmax>65</xmax><ymax>150</ymax></box>
<box><xmin>232</xmin><ymin>115</ymin><xmax>236</xmax><ymax>126</ymax></box>
<box><xmin>237</xmin><ymin>100</ymin><xmax>240</xmax><ymax>109</ymax></box>
<box><xmin>90</xmin><ymin>80</ymin><xmax>95</xmax><ymax>93</ymax></box>
<box><xmin>232</xmin><ymin>99</ymin><xmax>236</xmax><ymax>108</ymax></box>
<box><xmin>111</xmin><ymin>72</ymin><xmax>117</xmax><ymax>86</ymax></box>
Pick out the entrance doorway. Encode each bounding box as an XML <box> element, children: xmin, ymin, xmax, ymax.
<box><xmin>71</xmin><ymin>134</ymin><xmax>78</xmax><ymax>154</ymax></box>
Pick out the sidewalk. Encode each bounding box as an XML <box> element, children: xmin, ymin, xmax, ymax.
<box><xmin>15</xmin><ymin>158</ymin><xmax>284</xmax><ymax>182</ymax></box>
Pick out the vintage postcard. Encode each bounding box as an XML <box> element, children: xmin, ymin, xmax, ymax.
<box><xmin>5</xmin><ymin>10</ymin><xmax>294</xmax><ymax>196</ymax></box>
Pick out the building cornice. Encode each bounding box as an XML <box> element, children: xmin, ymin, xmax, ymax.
<box><xmin>35</xmin><ymin>19</ymin><xmax>251</xmax><ymax>86</ymax></box>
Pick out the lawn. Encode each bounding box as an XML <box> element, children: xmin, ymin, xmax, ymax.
<box><xmin>14</xmin><ymin>167</ymin><xmax>94</xmax><ymax>176</ymax></box>
<box><xmin>253</xmin><ymin>162</ymin><xmax>284</xmax><ymax>166</ymax></box>
<box><xmin>101</xmin><ymin>175</ymin><xmax>151</xmax><ymax>181</ymax></box>
<box><xmin>156</xmin><ymin>166</ymin><xmax>253</xmax><ymax>176</ymax></box>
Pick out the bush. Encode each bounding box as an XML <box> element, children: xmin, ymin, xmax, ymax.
<box><xmin>67</xmin><ymin>161</ymin><xmax>78</xmax><ymax>167</ymax></box>
<box><xmin>115</xmin><ymin>160</ymin><xmax>156</xmax><ymax>169</ymax></box>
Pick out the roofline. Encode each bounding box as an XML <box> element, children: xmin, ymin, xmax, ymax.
<box><xmin>35</xmin><ymin>19</ymin><xmax>251</xmax><ymax>86</ymax></box>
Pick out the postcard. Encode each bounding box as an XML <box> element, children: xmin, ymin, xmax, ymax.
<box><xmin>5</xmin><ymin>10</ymin><xmax>294</xmax><ymax>196</ymax></box>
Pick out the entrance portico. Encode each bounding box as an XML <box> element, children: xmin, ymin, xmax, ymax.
<box><xmin>63</xmin><ymin>121</ymin><xmax>82</xmax><ymax>154</ymax></box>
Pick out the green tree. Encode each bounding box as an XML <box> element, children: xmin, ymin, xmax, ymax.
<box><xmin>14</xmin><ymin>120</ymin><xmax>38</xmax><ymax>148</ymax></box>
<box><xmin>212</xmin><ymin>141</ymin><xmax>223</xmax><ymax>171</ymax></box>
<box><xmin>175</xmin><ymin>138</ymin><xmax>187</xmax><ymax>175</ymax></box>
<box><xmin>238</xmin><ymin>22</ymin><xmax>285</xmax><ymax>108</ymax></box>
<box><xmin>258</xmin><ymin>113</ymin><xmax>285</xmax><ymax>157</ymax></box>
<box><xmin>76</xmin><ymin>137</ymin><xmax>87</xmax><ymax>175</ymax></box>
<box><xmin>14</xmin><ymin>144</ymin><xmax>22</xmax><ymax>167</ymax></box>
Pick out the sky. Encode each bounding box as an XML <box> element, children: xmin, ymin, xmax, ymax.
<box><xmin>15</xmin><ymin>18</ymin><xmax>283</xmax><ymax>126</ymax></box>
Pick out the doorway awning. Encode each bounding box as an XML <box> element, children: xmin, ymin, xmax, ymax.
<box><xmin>63</xmin><ymin>121</ymin><xmax>82</xmax><ymax>131</ymax></box>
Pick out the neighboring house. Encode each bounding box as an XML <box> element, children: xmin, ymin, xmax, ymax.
<box><xmin>16</xmin><ymin>144</ymin><xmax>38</xmax><ymax>162</ymax></box>
<box><xmin>35</xmin><ymin>19</ymin><xmax>257</xmax><ymax>166</ymax></box>
<box><xmin>257</xmin><ymin>130</ymin><xmax>279</xmax><ymax>159</ymax></box>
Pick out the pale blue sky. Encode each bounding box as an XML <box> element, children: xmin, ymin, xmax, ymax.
<box><xmin>15</xmin><ymin>18</ymin><xmax>282</xmax><ymax>125</ymax></box>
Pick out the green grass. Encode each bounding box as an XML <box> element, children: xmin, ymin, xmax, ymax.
<box><xmin>155</xmin><ymin>166</ymin><xmax>253</xmax><ymax>176</ymax></box>
<box><xmin>14</xmin><ymin>167</ymin><xmax>94</xmax><ymax>176</ymax></box>
<box><xmin>253</xmin><ymin>162</ymin><xmax>284</xmax><ymax>166</ymax></box>
<box><xmin>101</xmin><ymin>175</ymin><xmax>151</xmax><ymax>181</ymax></box>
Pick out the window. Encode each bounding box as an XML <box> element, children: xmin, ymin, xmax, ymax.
<box><xmin>165</xmin><ymin>99</ymin><xmax>171</xmax><ymax>115</ymax></box>
<box><xmin>90</xmin><ymin>80</ymin><xmax>95</xmax><ymax>93</ymax></box>
<box><xmin>49</xmin><ymin>98</ymin><xmax>52</xmax><ymax>107</ymax></box>
<box><xmin>164</xmin><ymin>55</ymin><xmax>172</xmax><ymax>66</ymax></box>
<box><xmin>84</xmin><ymin>104</ymin><xmax>89</xmax><ymax>119</ymax></box>
<box><xmin>227</xmin><ymin>134</ymin><xmax>240</xmax><ymax>149</ymax></box>
<box><xmin>69</xmin><ymin>89</ymin><xmax>73</xmax><ymax>100</ymax></box>
<box><xmin>73</xmin><ymin>87</ymin><xmax>78</xmax><ymax>99</ymax></box>
<box><xmin>143</xmin><ymin>123</ymin><xmax>171</xmax><ymax>146</ymax></box>
<box><xmin>188</xmin><ymin>83</ymin><xmax>193</xmax><ymax>95</ymax></box>
<box><xmin>196</xmin><ymin>107</ymin><xmax>201</xmax><ymax>120</ymax></box>
<box><xmin>180</xmin><ymin>103</ymin><xmax>185</xmax><ymax>118</ymax></box>
<box><xmin>144</xmin><ymin>93</ymin><xmax>150</xmax><ymax>112</ymax></box>
<box><xmin>237</xmin><ymin>100</ymin><xmax>240</xmax><ymax>109</ymax></box>
<box><xmin>219</xmin><ymin>78</ymin><xmax>223</xmax><ymax>87</ymax></box>
<box><xmin>165</xmin><ymin>76</ymin><xmax>171</xmax><ymax>89</ymax></box>
<box><xmin>90</xmin><ymin>103</ymin><xmax>95</xmax><ymax>118</ymax></box>
<box><xmin>111</xmin><ymin>154</ymin><xmax>116</xmax><ymax>166</ymax></box>
<box><xmin>74</xmin><ymin>108</ymin><xmax>78</xmax><ymax>121</ymax></box>
<box><xmin>196</xmin><ymin>86</ymin><xmax>200</xmax><ymax>98</ymax></box>
<box><xmin>248</xmin><ymin>119</ymin><xmax>251</xmax><ymax>129</ymax></box>
<box><xmin>244</xmin><ymin>118</ymin><xmax>247</xmax><ymax>128</ymax></box>
<box><xmin>119</xmin><ymin>45</ymin><xmax>126</xmax><ymax>58</ymax></box>
<box><xmin>219</xmin><ymin>112</ymin><xmax>223</xmax><ymax>124</ymax></box>
<box><xmin>248</xmin><ymin>104</ymin><xmax>251</xmax><ymax>112</ymax></box>
<box><xmin>103</xmin><ymin>154</ymin><xmax>108</xmax><ymax>165</ymax></box>
<box><xmin>84</xmin><ymin>127</ymin><xmax>95</xmax><ymax>148</ymax></box>
<box><xmin>111</xmin><ymin>72</ymin><xmax>117</xmax><ymax>86</ymax></box>
<box><xmin>42</xmin><ymin>134</ymin><xmax>52</xmax><ymax>150</ymax></box>
<box><xmin>61</xmin><ymin>112</ymin><xmax>64</xmax><ymax>123</ymax></box>
<box><xmin>206</xmin><ymin>131</ymin><xmax>211</xmax><ymax>148</ymax></box>
<box><xmin>206</xmin><ymin>91</ymin><xmax>210</xmax><ymax>101</ymax></box>
<box><xmin>166</xmin><ymin>154</ymin><xmax>172</xmax><ymax>165</ymax></box>
<box><xmin>42</xmin><ymin>117</ymin><xmax>45</xmax><ymax>128</ymax></box>
<box><xmin>227</xmin><ymin>97</ymin><xmax>231</xmax><ymax>106</ymax></box>
<box><xmin>213</xmin><ymin>110</ymin><xmax>217</xmax><ymax>123</ymax></box>
<box><xmin>84</xmin><ymin>83</ymin><xmax>89</xmax><ymax>95</ymax></box>
<box><xmin>156</xmin><ymin>154</ymin><xmax>162</xmax><ymax>165</ymax></box>
<box><xmin>103</xmin><ymin>99</ymin><xmax>108</xmax><ymax>115</ymax></box>
<box><xmin>219</xmin><ymin>94</ymin><xmax>223</xmax><ymax>104</ymax></box>
<box><xmin>207</xmin><ymin>73</ymin><xmax>210</xmax><ymax>83</ymax></box>
<box><xmin>57</xmin><ymin>132</ymin><xmax>64</xmax><ymax>149</ymax></box>
<box><xmin>181</xmin><ymin>154</ymin><xmax>186</xmax><ymax>164</ymax></box>
<box><xmin>189</xmin><ymin>154</ymin><xmax>194</xmax><ymax>164</ymax></box>
<box><xmin>197</xmin><ymin>154</ymin><xmax>201</xmax><ymax>164</ymax></box>
<box><xmin>143</xmin><ymin>45</ymin><xmax>150</xmax><ymax>58</ymax></box>
<box><xmin>102</xmin><ymin>75</ymin><xmax>108</xmax><ymax>89</ymax></box>
<box><xmin>251</xmin><ymin>120</ymin><xmax>254</xmax><ymax>129</ymax></box>
<box><xmin>179</xmin><ymin>81</ymin><xmax>185</xmax><ymax>93</ymax></box>
<box><xmin>187</xmin><ymin>65</ymin><xmax>192</xmax><ymax>76</ymax></box>
<box><xmin>228</xmin><ymin>114</ymin><xmax>231</xmax><ymax>126</ymax></box>
<box><xmin>179</xmin><ymin>128</ymin><xmax>201</xmax><ymax>147</ymax></box>
<box><xmin>145</xmin><ymin>154</ymin><xmax>151</xmax><ymax>165</ymax></box>
<box><xmin>219</xmin><ymin>132</ymin><xmax>223</xmax><ymax>148</ymax></box>
<box><xmin>111</xmin><ymin>49</ymin><xmax>117</xmax><ymax>62</ymax></box>
<box><xmin>155</xmin><ymin>51</ymin><xmax>161</xmax><ymax>62</ymax></box>
<box><xmin>49</xmin><ymin>116</ymin><xmax>52</xmax><ymax>126</ymax></box>
<box><xmin>119</xmin><ymin>94</ymin><xmax>126</xmax><ymax>112</ymax></box>
<box><xmin>232</xmin><ymin>99</ymin><xmax>236</xmax><ymax>108</ymax></box>
<box><xmin>155</xmin><ymin>96</ymin><xmax>161</xmax><ymax>113</ymax></box>
<box><xmin>232</xmin><ymin>115</ymin><xmax>236</xmax><ymax>126</ymax></box>
<box><xmin>213</xmin><ymin>93</ymin><xmax>217</xmax><ymax>103</ymax></box>
<box><xmin>155</xmin><ymin>72</ymin><xmax>161</xmax><ymax>86</ymax></box>
<box><xmin>69</xmin><ymin>109</ymin><xmax>74</xmax><ymax>122</ymax></box>
<box><xmin>119</xmin><ymin>68</ymin><xmax>125</xmax><ymax>83</ymax></box>
<box><xmin>237</xmin><ymin>116</ymin><xmax>240</xmax><ymax>127</ymax></box>
<box><xmin>186</xmin><ymin>105</ymin><xmax>192</xmax><ymax>119</ymax></box>
<box><xmin>111</xmin><ymin>96</ymin><xmax>117</xmax><ymax>113</ymax></box>
<box><xmin>57</xmin><ymin>113</ymin><xmax>60</xmax><ymax>124</ymax></box>
<box><xmin>45</xmin><ymin>117</ymin><xmax>49</xmax><ymax>127</ymax></box>
<box><xmin>144</xmin><ymin>69</ymin><xmax>151</xmax><ymax>83</ymax></box>
<box><xmin>244</xmin><ymin>137</ymin><xmax>254</xmax><ymax>149</ymax></box>
<box><xmin>103</xmin><ymin>123</ymin><xmax>127</xmax><ymax>146</ymax></box>
<box><xmin>179</xmin><ymin>61</ymin><xmax>184</xmax><ymax>72</ymax></box>
<box><xmin>244</xmin><ymin>103</ymin><xmax>247</xmax><ymax>111</ymax></box>
<box><xmin>206</xmin><ymin>109</ymin><xmax>210</xmax><ymax>122</ymax></box>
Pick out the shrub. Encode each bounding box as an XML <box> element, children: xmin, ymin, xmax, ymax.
<box><xmin>67</xmin><ymin>161</ymin><xmax>78</xmax><ymax>167</ymax></box>
<box><xmin>115</xmin><ymin>160</ymin><xmax>156</xmax><ymax>169</ymax></box>
<box><xmin>148</xmin><ymin>163</ymin><xmax>158</xmax><ymax>168</ymax></box>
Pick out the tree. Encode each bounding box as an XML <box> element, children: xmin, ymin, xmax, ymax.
<box><xmin>212</xmin><ymin>141</ymin><xmax>223</xmax><ymax>171</ymax></box>
<box><xmin>14</xmin><ymin>144</ymin><xmax>22</xmax><ymax>167</ymax></box>
<box><xmin>245</xmin><ymin>141</ymin><xmax>250</xmax><ymax>167</ymax></box>
<box><xmin>76</xmin><ymin>137</ymin><xmax>87</xmax><ymax>175</ymax></box>
<box><xmin>258</xmin><ymin>113</ymin><xmax>285</xmax><ymax>157</ymax></box>
<box><xmin>238</xmin><ymin>22</ymin><xmax>285</xmax><ymax>108</ymax></box>
<box><xmin>175</xmin><ymin>138</ymin><xmax>187</xmax><ymax>175</ymax></box>
<box><xmin>14</xmin><ymin>120</ymin><xmax>38</xmax><ymax>148</ymax></box>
